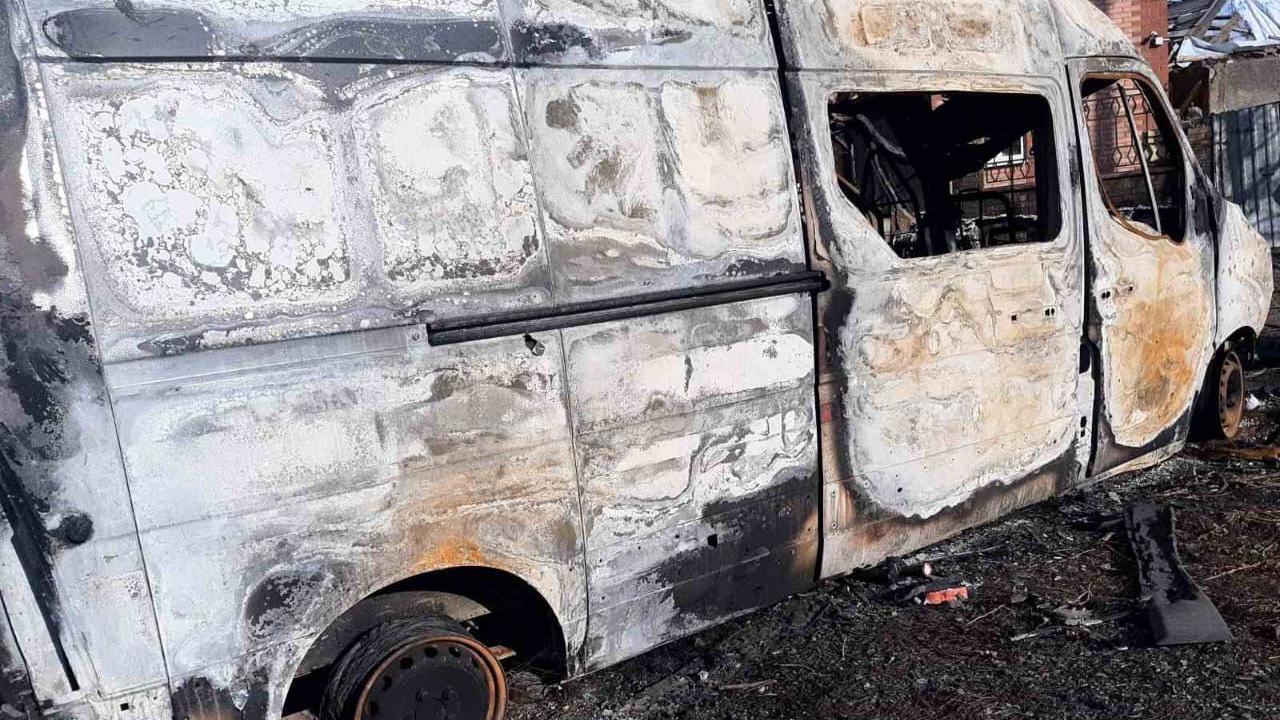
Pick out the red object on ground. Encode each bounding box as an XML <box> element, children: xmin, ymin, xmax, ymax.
<box><xmin>923</xmin><ymin>586</ymin><xmax>969</xmax><ymax>605</ymax></box>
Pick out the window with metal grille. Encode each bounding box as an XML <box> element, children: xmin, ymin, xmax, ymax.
<box><xmin>827</xmin><ymin>91</ymin><xmax>1060</xmax><ymax>260</ymax></box>
<box><xmin>1081</xmin><ymin>76</ymin><xmax>1186</xmax><ymax>241</ymax></box>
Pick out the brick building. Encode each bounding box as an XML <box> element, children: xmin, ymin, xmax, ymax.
<box><xmin>1092</xmin><ymin>0</ymin><xmax>1171</xmax><ymax>86</ymax></box>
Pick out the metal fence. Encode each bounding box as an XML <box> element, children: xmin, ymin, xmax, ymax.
<box><xmin>1213</xmin><ymin>101</ymin><xmax>1280</xmax><ymax>247</ymax></box>
<box><xmin>1082</xmin><ymin>79</ymin><xmax>1182</xmax><ymax>216</ymax></box>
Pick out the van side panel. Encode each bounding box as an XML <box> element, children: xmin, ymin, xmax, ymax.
<box><xmin>33</xmin><ymin>0</ymin><xmax>820</xmax><ymax>709</ymax></box>
<box><xmin>105</xmin><ymin>329</ymin><xmax>586</xmax><ymax>716</ymax></box>
<box><xmin>41</xmin><ymin>62</ymin><xmax>553</xmax><ymax>364</ymax></box>
<box><xmin>515</xmin><ymin>37</ymin><xmax>818</xmax><ymax>669</ymax></box>
<box><xmin>1066</xmin><ymin>58</ymin><xmax>1217</xmax><ymax>475</ymax></box>
<box><xmin>39</xmin><ymin>53</ymin><xmax>586</xmax><ymax>714</ymax></box>
<box><xmin>793</xmin><ymin>73</ymin><xmax>1087</xmax><ymax>574</ymax></box>
<box><xmin>521</xmin><ymin>67</ymin><xmax>805</xmax><ymax>303</ymax></box>
<box><xmin>565</xmin><ymin>296</ymin><xmax>817</xmax><ymax>670</ymax></box>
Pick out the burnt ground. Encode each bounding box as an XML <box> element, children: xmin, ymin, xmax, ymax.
<box><xmin>507</xmin><ymin>269</ymin><xmax>1280</xmax><ymax>720</ymax></box>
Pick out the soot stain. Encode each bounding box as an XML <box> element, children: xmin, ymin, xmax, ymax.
<box><xmin>510</xmin><ymin>21</ymin><xmax>598</xmax><ymax>61</ymax></box>
<box><xmin>171</xmin><ymin>670</ymin><xmax>271</xmax><ymax>720</ymax></box>
<box><xmin>243</xmin><ymin>569</ymin><xmax>331</xmax><ymax>641</ymax></box>
<box><xmin>46</xmin><ymin>8</ymin><xmax>504</xmax><ymax>64</ymax></box>
<box><xmin>651</xmin><ymin>467</ymin><xmax>818</xmax><ymax>624</ymax></box>
<box><xmin>44</xmin><ymin>8</ymin><xmax>217</xmax><ymax>58</ymax></box>
<box><xmin>0</xmin><ymin>6</ymin><xmax>99</xmax><ymax>691</ymax></box>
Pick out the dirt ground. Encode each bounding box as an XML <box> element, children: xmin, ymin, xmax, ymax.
<box><xmin>506</xmin><ymin>266</ymin><xmax>1280</xmax><ymax>720</ymax></box>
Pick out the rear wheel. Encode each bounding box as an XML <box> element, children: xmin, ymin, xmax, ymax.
<box><xmin>321</xmin><ymin>617</ymin><xmax>507</xmax><ymax>720</ymax></box>
<box><xmin>1192</xmin><ymin>348</ymin><xmax>1246</xmax><ymax>440</ymax></box>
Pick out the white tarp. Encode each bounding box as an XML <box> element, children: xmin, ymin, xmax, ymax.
<box><xmin>1176</xmin><ymin>0</ymin><xmax>1280</xmax><ymax>62</ymax></box>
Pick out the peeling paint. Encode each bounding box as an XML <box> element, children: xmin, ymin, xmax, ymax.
<box><xmin>774</xmin><ymin>0</ymin><xmax>1074</xmax><ymax>76</ymax></box>
<box><xmin>504</xmin><ymin>0</ymin><xmax>773</xmax><ymax>67</ymax></box>
<box><xmin>525</xmin><ymin>69</ymin><xmax>802</xmax><ymax>301</ymax></box>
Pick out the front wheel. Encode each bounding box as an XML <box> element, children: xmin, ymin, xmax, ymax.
<box><xmin>1192</xmin><ymin>347</ymin><xmax>1246</xmax><ymax>441</ymax></box>
<box><xmin>321</xmin><ymin>616</ymin><xmax>507</xmax><ymax>720</ymax></box>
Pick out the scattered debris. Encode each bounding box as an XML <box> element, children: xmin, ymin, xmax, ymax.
<box><xmin>1010</xmin><ymin>612</ymin><xmax>1130</xmax><ymax>642</ymax></box>
<box><xmin>1124</xmin><ymin>502</ymin><xmax>1234</xmax><ymax>645</ymax></box>
<box><xmin>1063</xmin><ymin>511</ymin><xmax>1124</xmax><ymax>531</ymax></box>
<box><xmin>718</xmin><ymin>680</ymin><xmax>775</xmax><ymax>692</ymax></box>
<box><xmin>1050</xmin><ymin>592</ymin><xmax>1096</xmax><ymax>626</ymax></box>
<box><xmin>852</xmin><ymin>558</ymin><xmax>972</xmax><ymax>607</ymax></box>
<box><xmin>923</xmin><ymin>586</ymin><xmax>970</xmax><ymax>606</ymax></box>
<box><xmin>850</xmin><ymin>557</ymin><xmax>935</xmax><ymax>585</ymax></box>
<box><xmin>1200</xmin><ymin>444</ymin><xmax>1280</xmax><ymax>463</ymax></box>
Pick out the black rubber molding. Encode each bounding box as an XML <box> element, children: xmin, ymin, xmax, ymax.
<box><xmin>426</xmin><ymin>270</ymin><xmax>825</xmax><ymax>346</ymax></box>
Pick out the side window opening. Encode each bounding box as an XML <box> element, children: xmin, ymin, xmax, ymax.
<box><xmin>828</xmin><ymin>91</ymin><xmax>1060</xmax><ymax>260</ymax></box>
<box><xmin>1081</xmin><ymin>76</ymin><xmax>1186</xmax><ymax>241</ymax></box>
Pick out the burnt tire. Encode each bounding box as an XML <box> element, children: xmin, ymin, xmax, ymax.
<box><xmin>1192</xmin><ymin>348</ymin><xmax>1246</xmax><ymax>441</ymax></box>
<box><xmin>320</xmin><ymin>616</ymin><xmax>507</xmax><ymax>720</ymax></box>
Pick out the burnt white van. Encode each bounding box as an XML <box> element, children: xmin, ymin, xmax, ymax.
<box><xmin>0</xmin><ymin>1</ymin><xmax>1272</xmax><ymax>719</ymax></box>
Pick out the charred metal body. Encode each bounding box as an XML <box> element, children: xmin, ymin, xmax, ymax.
<box><xmin>0</xmin><ymin>1</ymin><xmax>1271</xmax><ymax>719</ymax></box>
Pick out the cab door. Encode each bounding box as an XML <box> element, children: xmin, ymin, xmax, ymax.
<box><xmin>1067</xmin><ymin>59</ymin><xmax>1217</xmax><ymax>477</ymax></box>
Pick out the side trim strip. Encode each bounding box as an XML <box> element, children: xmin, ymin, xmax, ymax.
<box><xmin>426</xmin><ymin>271</ymin><xmax>826</xmax><ymax>346</ymax></box>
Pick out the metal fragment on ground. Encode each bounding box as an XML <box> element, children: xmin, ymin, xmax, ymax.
<box><xmin>1123</xmin><ymin>502</ymin><xmax>1233</xmax><ymax>645</ymax></box>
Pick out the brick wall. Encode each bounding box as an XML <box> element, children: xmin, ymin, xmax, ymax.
<box><xmin>1091</xmin><ymin>0</ymin><xmax>1171</xmax><ymax>87</ymax></box>
<box><xmin>1183</xmin><ymin>120</ymin><xmax>1214</xmax><ymax>173</ymax></box>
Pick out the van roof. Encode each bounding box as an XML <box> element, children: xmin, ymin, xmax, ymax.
<box><xmin>24</xmin><ymin>0</ymin><xmax>1142</xmax><ymax>73</ymax></box>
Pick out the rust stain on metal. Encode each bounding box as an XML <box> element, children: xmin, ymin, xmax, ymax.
<box><xmin>411</xmin><ymin>538</ymin><xmax>491</xmax><ymax>574</ymax></box>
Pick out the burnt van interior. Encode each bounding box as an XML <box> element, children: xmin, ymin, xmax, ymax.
<box><xmin>1081</xmin><ymin>76</ymin><xmax>1188</xmax><ymax>241</ymax></box>
<box><xmin>828</xmin><ymin>91</ymin><xmax>1060</xmax><ymax>259</ymax></box>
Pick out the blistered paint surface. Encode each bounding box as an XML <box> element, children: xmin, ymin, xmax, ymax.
<box><xmin>49</xmin><ymin>67</ymin><xmax>352</xmax><ymax>315</ymax></box>
<box><xmin>777</xmin><ymin>0</ymin><xmax>1073</xmax><ymax>76</ymax></box>
<box><xmin>354</xmin><ymin>72</ymin><xmax>541</xmax><ymax>292</ymax></box>
<box><xmin>1216</xmin><ymin>201</ymin><xmax>1273</xmax><ymax>346</ymax></box>
<box><xmin>525</xmin><ymin>69</ymin><xmax>802</xmax><ymax>301</ymax></box>
<box><xmin>832</xmin><ymin>264</ymin><xmax>1080</xmax><ymax>518</ymax></box>
<box><xmin>43</xmin><ymin>62</ymin><xmax>554</xmax><ymax>362</ymax></box>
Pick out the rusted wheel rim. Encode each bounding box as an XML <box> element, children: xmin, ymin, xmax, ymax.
<box><xmin>1218</xmin><ymin>351</ymin><xmax>1245</xmax><ymax>439</ymax></box>
<box><xmin>353</xmin><ymin>633</ymin><xmax>506</xmax><ymax>720</ymax></box>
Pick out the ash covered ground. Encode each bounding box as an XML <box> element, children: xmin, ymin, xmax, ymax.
<box><xmin>507</xmin><ymin>264</ymin><xmax>1280</xmax><ymax>720</ymax></box>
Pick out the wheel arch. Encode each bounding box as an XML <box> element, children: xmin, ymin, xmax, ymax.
<box><xmin>1221</xmin><ymin>326</ymin><xmax>1259</xmax><ymax>360</ymax></box>
<box><xmin>282</xmin><ymin>565</ymin><xmax>569</xmax><ymax>716</ymax></box>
